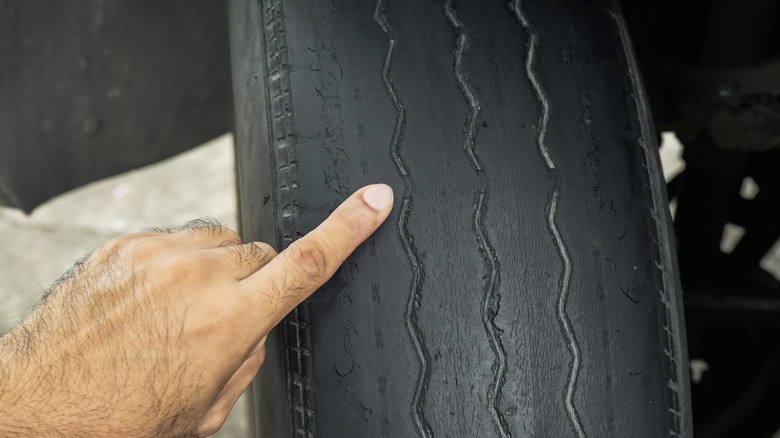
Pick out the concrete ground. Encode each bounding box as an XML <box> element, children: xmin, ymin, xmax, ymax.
<box><xmin>0</xmin><ymin>134</ymin><xmax>249</xmax><ymax>437</ymax></box>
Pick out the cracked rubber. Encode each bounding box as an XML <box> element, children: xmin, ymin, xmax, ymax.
<box><xmin>229</xmin><ymin>0</ymin><xmax>693</xmax><ymax>436</ymax></box>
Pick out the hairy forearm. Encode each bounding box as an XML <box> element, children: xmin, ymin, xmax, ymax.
<box><xmin>0</xmin><ymin>333</ymin><xmax>40</xmax><ymax>437</ymax></box>
<box><xmin>0</xmin><ymin>319</ymin><xmax>196</xmax><ymax>438</ymax></box>
<box><xmin>2</xmin><ymin>334</ymin><xmax>123</xmax><ymax>438</ymax></box>
<box><xmin>1</xmin><ymin>346</ymin><xmax>85</xmax><ymax>437</ymax></box>
<box><xmin>0</xmin><ymin>329</ymin><xmax>88</xmax><ymax>438</ymax></box>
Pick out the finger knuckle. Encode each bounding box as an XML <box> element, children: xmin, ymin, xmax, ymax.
<box><xmin>219</xmin><ymin>226</ymin><xmax>242</xmax><ymax>242</ymax></box>
<box><xmin>290</xmin><ymin>239</ymin><xmax>330</xmax><ymax>283</ymax></box>
<box><xmin>156</xmin><ymin>251</ymin><xmax>218</xmax><ymax>284</ymax></box>
<box><xmin>224</xmin><ymin>242</ymin><xmax>276</xmax><ymax>269</ymax></box>
<box><xmin>99</xmin><ymin>234</ymin><xmax>136</xmax><ymax>254</ymax></box>
<box><xmin>218</xmin><ymin>238</ymin><xmax>243</xmax><ymax>248</ymax></box>
<box><xmin>97</xmin><ymin>233</ymin><xmax>159</xmax><ymax>261</ymax></box>
<box><xmin>248</xmin><ymin>242</ymin><xmax>277</xmax><ymax>262</ymax></box>
<box><xmin>132</xmin><ymin>238</ymin><xmax>169</xmax><ymax>260</ymax></box>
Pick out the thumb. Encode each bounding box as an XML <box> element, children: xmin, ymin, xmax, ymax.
<box><xmin>242</xmin><ymin>184</ymin><xmax>394</xmax><ymax>325</ymax></box>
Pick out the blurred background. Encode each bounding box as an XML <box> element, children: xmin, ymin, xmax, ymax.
<box><xmin>658</xmin><ymin>132</ymin><xmax>780</xmax><ymax>278</ymax></box>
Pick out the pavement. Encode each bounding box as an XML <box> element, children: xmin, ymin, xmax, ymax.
<box><xmin>0</xmin><ymin>134</ymin><xmax>248</xmax><ymax>437</ymax></box>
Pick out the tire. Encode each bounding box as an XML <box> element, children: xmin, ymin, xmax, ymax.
<box><xmin>228</xmin><ymin>0</ymin><xmax>693</xmax><ymax>436</ymax></box>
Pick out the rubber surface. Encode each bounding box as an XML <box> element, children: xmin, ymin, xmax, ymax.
<box><xmin>229</xmin><ymin>0</ymin><xmax>693</xmax><ymax>436</ymax></box>
<box><xmin>0</xmin><ymin>0</ymin><xmax>232</xmax><ymax>212</ymax></box>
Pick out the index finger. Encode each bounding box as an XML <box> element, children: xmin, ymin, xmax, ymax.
<box><xmin>242</xmin><ymin>184</ymin><xmax>394</xmax><ymax>326</ymax></box>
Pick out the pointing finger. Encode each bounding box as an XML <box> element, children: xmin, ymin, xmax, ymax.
<box><xmin>241</xmin><ymin>184</ymin><xmax>393</xmax><ymax>328</ymax></box>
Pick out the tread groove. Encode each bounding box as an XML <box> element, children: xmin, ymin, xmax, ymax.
<box><xmin>374</xmin><ymin>0</ymin><xmax>408</xmax><ymax>178</ymax></box>
<box><xmin>474</xmin><ymin>192</ymin><xmax>511</xmax><ymax>438</ymax></box>
<box><xmin>443</xmin><ymin>0</ymin><xmax>483</xmax><ymax>172</ymax></box>
<box><xmin>547</xmin><ymin>190</ymin><xmax>585</xmax><ymax>438</ymax></box>
<box><xmin>373</xmin><ymin>1</ymin><xmax>433</xmax><ymax>437</ymax></box>
<box><xmin>398</xmin><ymin>197</ymin><xmax>432</xmax><ymax>438</ymax></box>
<box><xmin>511</xmin><ymin>1</ymin><xmax>554</xmax><ymax>171</ymax></box>
<box><xmin>512</xmin><ymin>2</ymin><xmax>586</xmax><ymax>436</ymax></box>
<box><xmin>444</xmin><ymin>1</ymin><xmax>511</xmax><ymax>436</ymax></box>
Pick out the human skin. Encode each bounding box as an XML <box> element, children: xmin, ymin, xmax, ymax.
<box><xmin>0</xmin><ymin>184</ymin><xmax>394</xmax><ymax>437</ymax></box>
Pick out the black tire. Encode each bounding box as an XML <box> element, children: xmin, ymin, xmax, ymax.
<box><xmin>229</xmin><ymin>0</ymin><xmax>692</xmax><ymax>436</ymax></box>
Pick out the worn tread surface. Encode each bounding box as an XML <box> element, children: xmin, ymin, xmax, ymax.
<box><xmin>229</xmin><ymin>0</ymin><xmax>693</xmax><ymax>436</ymax></box>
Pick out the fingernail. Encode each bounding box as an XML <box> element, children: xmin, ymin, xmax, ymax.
<box><xmin>363</xmin><ymin>184</ymin><xmax>393</xmax><ymax>211</ymax></box>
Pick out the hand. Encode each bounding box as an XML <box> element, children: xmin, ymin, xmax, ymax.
<box><xmin>0</xmin><ymin>184</ymin><xmax>394</xmax><ymax>437</ymax></box>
